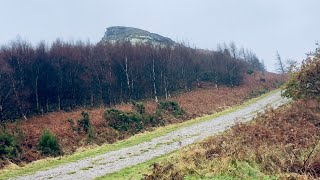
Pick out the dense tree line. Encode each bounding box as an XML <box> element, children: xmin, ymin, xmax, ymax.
<box><xmin>0</xmin><ymin>39</ymin><xmax>264</xmax><ymax>121</ymax></box>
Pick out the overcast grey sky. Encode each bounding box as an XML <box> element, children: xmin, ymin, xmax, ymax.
<box><xmin>0</xmin><ymin>0</ymin><xmax>319</xmax><ymax>71</ymax></box>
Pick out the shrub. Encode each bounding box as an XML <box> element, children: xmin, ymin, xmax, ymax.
<box><xmin>283</xmin><ymin>46</ymin><xmax>320</xmax><ymax>100</ymax></box>
<box><xmin>157</xmin><ymin>101</ymin><xmax>184</xmax><ymax>118</ymax></box>
<box><xmin>132</xmin><ymin>101</ymin><xmax>145</xmax><ymax>114</ymax></box>
<box><xmin>104</xmin><ymin>109</ymin><xmax>144</xmax><ymax>132</ymax></box>
<box><xmin>38</xmin><ymin>130</ymin><xmax>61</xmax><ymax>156</ymax></box>
<box><xmin>261</xmin><ymin>88</ymin><xmax>268</xmax><ymax>94</ymax></box>
<box><xmin>86</xmin><ymin>126</ymin><xmax>95</xmax><ymax>143</ymax></box>
<box><xmin>249</xmin><ymin>88</ymin><xmax>268</xmax><ymax>98</ymax></box>
<box><xmin>77</xmin><ymin>111</ymin><xmax>91</xmax><ymax>133</ymax></box>
<box><xmin>145</xmin><ymin>114</ymin><xmax>165</xmax><ymax>127</ymax></box>
<box><xmin>0</xmin><ymin>131</ymin><xmax>20</xmax><ymax>159</ymax></box>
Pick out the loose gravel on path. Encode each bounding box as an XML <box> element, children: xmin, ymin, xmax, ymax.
<box><xmin>13</xmin><ymin>91</ymin><xmax>289</xmax><ymax>180</ymax></box>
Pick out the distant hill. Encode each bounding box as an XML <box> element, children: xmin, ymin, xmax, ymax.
<box><xmin>100</xmin><ymin>26</ymin><xmax>175</xmax><ymax>46</ymax></box>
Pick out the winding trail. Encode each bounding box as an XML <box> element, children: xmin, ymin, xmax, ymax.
<box><xmin>13</xmin><ymin>91</ymin><xmax>289</xmax><ymax>180</ymax></box>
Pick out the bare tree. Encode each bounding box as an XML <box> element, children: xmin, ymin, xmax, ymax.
<box><xmin>0</xmin><ymin>38</ymin><xmax>262</xmax><ymax>121</ymax></box>
<box><xmin>229</xmin><ymin>42</ymin><xmax>238</xmax><ymax>59</ymax></box>
<box><xmin>286</xmin><ymin>59</ymin><xmax>298</xmax><ymax>72</ymax></box>
<box><xmin>275</xmin><ymin>51</ymin><xmax>286</xmax><ymax>74</ymax></box>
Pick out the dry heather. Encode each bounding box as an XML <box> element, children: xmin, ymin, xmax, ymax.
<box><xmin>0</xmin><ymin>72</ymin><xmax>283</xmax><ymax>167</ymax></box>
<box><xmin>143</xmin><ymin>99</ymin><xmax>320</xmax><ymax>179</ymax></box>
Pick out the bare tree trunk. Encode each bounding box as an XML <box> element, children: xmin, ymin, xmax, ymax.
<box><xmin>58</xmin><ymin>59</ymin><xmax>63</xmax><ymax>111</ymax></box>
<box><xmin>164</xmin><ymin>75</ymin><xmax>168</xmax><ymax>100</ymax></box>
<box><xmin>183</xmin><ymin>69</ymin><xmax>188</xmax><ymax>91</ymax></box>
<box><xmin>125</xmin><ymin>57</ymin><xmax>130</xmax><ymax>99</ymax></box>
<box><xmin>120</xmin><ymin>78</ymin><xmax>123</xmax><ymax>103</ymax></box>
<box><xmin>152</xmin><ymin>59</ymin><xmax>158</xmax><ymax>102</ymax></box>
<box><xmin>0</xmin><ymin>86</ymin><xmax>12</xmax><ymax>113</ymax></box>
<box><xmin>58</xmin><ymin>94</ymin><xmax>61</xmax><ymax>111</ymax></box>
<box><xmin>35</xmin><ymin>76</ymin><xmax>39</xmax><ymax>110</ymax></box>
<box><xmin>11</xmin><ymin>78</ymin><xmax>27</xmax><ymax>120</ymax></box>
<box><xmin>131</xmin><ymin>78</ymin><xmax>134</xmax><ymax>99</ymax></box>
<box><xmin>276</xmin><ymin>51</ymin><xmax>286</xmax><ymax>74</ymax></box>
<box><xmin>215</xmin><ymin>71</ymin><xmax>218</xmax><ymax>89</ymax></box>
<box><xmin>46</xmin><ymin>98</ymin><xmax>49</xmax><ymax>112</ymax></box>
<box><xmin>90</xmin><ymin>92</ymin><xmax>94</xmax><ymax>107</ymax></box>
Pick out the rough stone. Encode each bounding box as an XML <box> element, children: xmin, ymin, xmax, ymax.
<box><xmin>100</xmin><ymin>26</ymin><xmax>175</xmax><ymax>46</ymax></box>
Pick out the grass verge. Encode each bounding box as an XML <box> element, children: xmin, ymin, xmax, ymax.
<box><xmin>0</xmin><ymin>89</ymin><xmax>280</xmax><ymax>180</ymax></box>
<box><xmin>95</xmin><ymin>151</ymin><xmax>178</xmax><ymax>180</ymax></box>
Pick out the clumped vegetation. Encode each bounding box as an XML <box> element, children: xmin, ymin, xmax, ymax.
<box><xmin>67</xmin><ymin>111</ymin><xmax>94</xmax><ymax>143</ymax></box>
<box><xmin>0</xmin><ymin>125</ymin><xmax>24</xmax><ymax>168</ymax></box>
<box><xmin>104</xmin><ymin>101</ymin><xmax>175</xmax><ymax>133</ymax></box>
<box><xmin>132</xmin><ymin>101</ymin><xmax>146</xmax><ymax>115</ymax></box>
<box><xmin>283</xmin><ymin>45</ymin><xmax>320</xmax><ymax>101</ymax></box>
<box><xmin>0</xmin><ymin>39</ymin><xmax>265</xmax><ymax>121</ymax></box>
<box><xmin>157</xmin><ymin>101</ymin><xmax>184</xmax><ymax>118</ymax></box>
<box><xmin>0</xmin><ymin>130</ymin><xmax>20</xmax><ymax>160</ymax></box>
<box><xmin>38</xmin><ymin>130</ymin><xmax>61</xmax><ymax>157</ymax></box>
<box><xmin>104</xmin><ymin>109</ymin><xmax>144</xmax><ymax>132</ymax></box>
<box><xmin>77</xmin><ymin>112</ymin><xmax>91</xmax><ymax>133</ymax></box>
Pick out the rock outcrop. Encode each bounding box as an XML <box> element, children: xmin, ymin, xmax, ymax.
<box><xmin>100</xmin><ymin>26</ymin><xmax>175</xmax><ymax>46</ymax></box>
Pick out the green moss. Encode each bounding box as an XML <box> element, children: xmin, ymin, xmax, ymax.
<box><xmin>80</xmin><ymin>166</ymin><xmax>93</xmax><ymax>171</ymax></box>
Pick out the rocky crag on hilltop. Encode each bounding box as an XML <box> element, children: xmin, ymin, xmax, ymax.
<box><xmin>100</xmin><ymin>26</ymin><xmax>175</xmax><ymax>46</ymax></box>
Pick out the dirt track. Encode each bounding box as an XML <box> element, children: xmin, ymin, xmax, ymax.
<box><xmin>13</xmin><ymin>91</ymin><xmax>289</xmax><ymax>180</ymax></box>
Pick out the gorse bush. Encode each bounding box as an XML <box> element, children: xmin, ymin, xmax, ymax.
<box><xmin>0</xmin><ymin>131</ymin><xmax>20</xmax><ymax>159</ymax></box>
<box><xmin>132</xmin><ymin>101</ymin><xmax>145</xmax><ymax>114</ymax></box>
<box><xmin>249</xmin><ymin>88</ymin><xmax>269</xmax><ymax>98</ymax></box>
<box><xmin>104</xmin><ymin>106</ymin><xmax>164</xmax><ymax>133</ymax></box>
<box><xmin>86</xmin><ymin>126</ymin><xmax>95</xmax><ymax>143</ymax></box>
<box><xmin>38</xmin><ymin>130</ymin><xmax>61</xmax><ymax>156</ymax></box>
<box><xmin>67</xmin><ymin>111</ymin><xmax>94</xmax><ymax>141</ymax></box>
<box><xmin>77</xmin><ymin>111</ymin><xmax>91</xmax><ymax>133</ymax></box>
<box><xmin>104</xmin><ymin>109</ymin><xmax>144</xmax><ymax>132</ymax></box>
<box><xmin>283</xmin><ymin>45</ymin><xmax>320</xmax><ymax>100</ymax></box>
<box><xmin>56</xmin><ymin>101</ymin><xmax>181</xmax><ymax>151</ymax></box>
<box><xmin>157</xmin><ymin>101</ymin><xmax>184</xmax><ymax>118</ymax></box>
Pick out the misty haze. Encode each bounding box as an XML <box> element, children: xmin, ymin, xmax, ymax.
<box><xmin>0</xmin><ymin>1</ymin><xmax>319</xmax><ymax>179</ymax></box>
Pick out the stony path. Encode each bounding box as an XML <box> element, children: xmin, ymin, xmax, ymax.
<box><xmin>14</xmin><ymin>91</ymin><xmax>289</xmax><ymax>180</ymax></box>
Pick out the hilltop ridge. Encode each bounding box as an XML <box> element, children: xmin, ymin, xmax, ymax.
<box><xmin>100</xmin><ymin>26</ymin><xmax>175</xmax><ymax>46</ymax></box>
